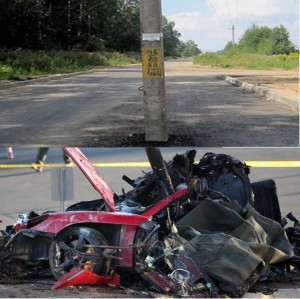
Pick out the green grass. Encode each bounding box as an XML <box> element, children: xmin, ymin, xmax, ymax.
<box><xmin>193</xmin><ymin>53</ymin><xmax>299</xmax><ymax>70</ymax></box>
<box><xmin>0</xmin><ymin>49</ymin><xmax>141</xmax><ymax>81</ymax></box>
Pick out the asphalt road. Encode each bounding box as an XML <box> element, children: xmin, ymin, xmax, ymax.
<box><xmin>0</xmin><ymin>67</ymin><xmax>143</xmax><ymax>146</ymax></box>
<box><xmin>1</xmin><ymin>147</ymin><xmax>299</xmax><ymax>228</ymax></box>
<box><xmin>0</xmin><ymin>60</ymin><xmax>298</xmax><ymax>147</ymax></box>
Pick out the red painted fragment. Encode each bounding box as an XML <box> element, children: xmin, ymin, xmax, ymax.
<box><xmin>52</xmin><ymin>268</ymin><xmax>120</xmax><ymax>290</ymax></box>
<box><xmin>63</xmin><ymin>147</ymin><xmax>116</xmax><ymax>212</ymax></box>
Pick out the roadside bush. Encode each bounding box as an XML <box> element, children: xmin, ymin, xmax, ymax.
<box><xmin>193</xmin><ymin>52</ymin><xmax>299</xmax><ymax>70</ymax></box>
<box><xmin>33</xmin><ymin>53</ymin><xmax>53</xmax><ymax>71</ymax></box>
<box><xmin>84</xmin><ymin>36</ymin><xmax>105</xmax><ymax>52</ymax></box>
<box><xmin>106</xmin><ymin>51</ymin><xmax>140</xmax><ymax>66</ymax></box>
<box><xmin>277</xmin><ymin>54</ymin><xmax>288</xmax><ymax>62</ymax></box>
<box><xmin>84</xmin><ymin>52</ymin><xmax>108</xmax><ymax>66</ymax></box>
<box><xmin>0</xmin><ymin>49</ymin><xmax>141</xmax><ymax>80</ymax></box>
<box><xmin>0</xmin><ymin>64</ymin><xmax>13</xmax><ymax>79</ymax></box>
<box><xmin>193</xmin><ymin>53</ymin><xmax>222</xmax><ymax>66</ymax></box>
<box><xmin>289</xmin><ymin>53</ymin><xmax>299</xmax><ymax>60</ymax></box>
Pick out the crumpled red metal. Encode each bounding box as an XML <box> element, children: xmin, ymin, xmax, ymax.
<box><xmin>52</xmin><ymin>268</ymin><xmax>120</xmax><ymax>290</ymax></box>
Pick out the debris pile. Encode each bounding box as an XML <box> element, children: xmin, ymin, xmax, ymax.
<box><xmin>1</xmin><ymin>147</ymin><xmax>299</xmax><ymax>297</ymax></box>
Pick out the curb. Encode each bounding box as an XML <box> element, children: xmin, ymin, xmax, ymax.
<box><xmin>218</xmin><ymin>75</ymin><xmax>299</xmax><ymax>112</ymax></box>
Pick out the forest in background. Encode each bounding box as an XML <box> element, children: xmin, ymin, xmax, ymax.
<box><xmin>0</xmin><ymin>0</ymin><xmax>201</xmax><ymax>80</ymax></box>
<box><xmin>0</xmin><ymin>0</ymin><xmax>200</xmax><ymax>56</ymax></box>
<box><xmin>0</xmin><ymin>0</ymin><xmax>297</xmax><ymax>79</ymax></box>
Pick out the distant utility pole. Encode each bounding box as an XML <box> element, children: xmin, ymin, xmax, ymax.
<box><xmin>67</xmin><ymin>0</ymin><xmax>71</xmax><ymax>50</ymax></box>
<box><xmin>231</xmin><ymin>24</ymin><xmax>235</xmax><ymax>44</ymax></box>
<box><xmin>140</xmin><ymin>0</ymin><xmax>168</xmax><ymax>142</ymax></box>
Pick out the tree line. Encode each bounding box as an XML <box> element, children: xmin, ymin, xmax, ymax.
<box><xmin>0</xmin><ymin>0</ymin><xmax>140</xmax><ymax>51</ymax></box>
<box><xmin>224</xmin><ymin>24</ymin><xmax>297</xmax><ymax>55</ymax></box>
<box><xmin>0</xmin><ymin>0</ymin><xmax>201</xmax><ymax>57</ymax></box>
<box><xmin>2</xmin><ymin>1</ymin><xmax>293</xmax><ymax>58</ymax></box>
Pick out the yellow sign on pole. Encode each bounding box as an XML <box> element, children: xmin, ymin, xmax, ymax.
<box><xmin>142</xmin><ymin>47</ymin><xmax>163</xmax><ymax>78</ymax></box>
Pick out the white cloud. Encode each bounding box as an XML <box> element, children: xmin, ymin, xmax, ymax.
<box><xmin>167</xmin><ymin>0</ymin><xmax>299</xmax><ymax>51</ymax></box>
<box><xmin>206</xmin><ymin>0</ymin><xmax>298</xmax><ymax>20</ymax></box>
<box><xmin>170</xmin><ymin>12</ymin><xmax>232</xmax><ymax>51</ymax></box>
<box><xmin>170</xmin><ymin>12</ymin><xmax>207</xmax><ymax>31</ymax></box>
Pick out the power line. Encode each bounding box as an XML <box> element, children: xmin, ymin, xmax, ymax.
<box><xmin>208</xmin><ymin>0</ymin><xmax>238</xmax><ymax>44</ymax></box>
<box><xmin>207</xmin><ymin>0</ymin><xmax>217</xmax><ymax>14</ymax></box>
<box><xmin>225</xmin><ymin>0</ymin><xmax>234</xmax><ymax>28</ymax></box>
<box><xmin>234</xmin><ymin>0</ymin><xmax>239</xmax><ymax>43</ymax></box>
<box><xmin>235</xmin><ymin>0</ymin><xmax>239</xmax><ymax>30</ymax></box>
<box><xmin>226</xmin><ymin>0</ymin><xmax>238</xmax><ymax>44</ymax></box>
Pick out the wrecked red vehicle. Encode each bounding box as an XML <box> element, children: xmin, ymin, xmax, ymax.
<box><xmin>0</xmin><ymin>147</ymin><xmax>299</xmax><ymax>297</ymax></box>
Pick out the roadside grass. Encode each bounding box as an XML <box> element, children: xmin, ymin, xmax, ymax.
<box><xmin>0</xmin><ymin>49</ymin><xmax>141</xmax><ymax>80</ymax></box>
<box><xmin>193</xmin><ymin>53</ymin><xmax>299</xmax><ymax>70</ymax></box>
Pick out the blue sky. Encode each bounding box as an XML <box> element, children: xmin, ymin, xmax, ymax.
<box><xmin>161</xmin><ymin>0</ymin><xmax>299</xmax><ymax>52</ymax></box>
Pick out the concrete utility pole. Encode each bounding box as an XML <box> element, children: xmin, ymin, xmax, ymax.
<box><xmin>140</xmin><ymin>0</ymin><xmax>168</xmax><ymax>141</ymax></box>
<box><xmin>232</xmin><ymin>24</ymin><xmax>235</xmax><ymax>44</ymax></box>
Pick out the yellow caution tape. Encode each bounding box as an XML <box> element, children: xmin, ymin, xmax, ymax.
<box><xmin>0</xmin><ymin>161</ymin><xmax>299</xmax><ymax>169</ymax></box>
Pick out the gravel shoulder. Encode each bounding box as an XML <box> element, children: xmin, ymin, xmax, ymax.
<box><xmin>228</xmin><ymin>74</ymin><xmax>298</xmax><ymax>101</ymax></box>
<box><xmin>166</xmin><ymin>61</ymin><xmax>299</xmax><ymax>101</ymax></box>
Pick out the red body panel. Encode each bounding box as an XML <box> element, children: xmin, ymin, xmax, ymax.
<box><xmin>31</xmin><ymin>211</ymin><xmax>148</xmax><ymax>234</ymax></box>
<box><xmin>118</xmin><ymin>224</ymin><xmax>141</xmax><ymax>267</ymax></box>
<box><xmin>30</xmin><ymin>188</ymin><xmax>188</xmax><ymax>235</ymax></box>
<box><xmin>141</xmin><ymin>188</ymin><xmax>188</xmax><ymax>217</ymax></box>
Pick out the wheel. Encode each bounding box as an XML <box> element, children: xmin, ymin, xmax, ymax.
<box><xmin>251</xmin><ymin>179</ymin><xmax>282</xmax><ymax>223</ymax></box>
<box><xmin>49</xmin><ymin>226</ymin><xmax>111</xmax><ymax>279</ymax></box>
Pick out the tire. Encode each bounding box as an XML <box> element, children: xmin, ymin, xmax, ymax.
<box><xmin>251</xmin><ymin>179</ymin><xmax>282</xmax><ymax>223</ymax></box>
<box><xmin>49</xmin><ymin>226</ymin><xmax>111</xmax><ymax>279</ymax></box>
